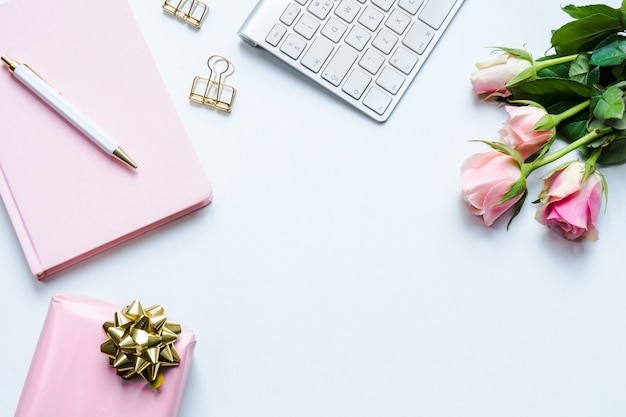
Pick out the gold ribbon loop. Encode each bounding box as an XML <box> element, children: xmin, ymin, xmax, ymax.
<box><xmin>100</xmin><ymin>300</ymin><xmax>181</xmax><ymax>390</ymax></box>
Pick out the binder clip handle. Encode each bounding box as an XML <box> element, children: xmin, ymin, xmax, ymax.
<box><xmin>189</xmin><ymin>55</ymin><xmax>237</xmax><ymax>113</ymax></box>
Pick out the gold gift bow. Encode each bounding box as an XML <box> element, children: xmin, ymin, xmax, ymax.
<box><xmin>100</xmin><ymin>300</ymin><xmax>181</xmax><ymax>390</ymax></box>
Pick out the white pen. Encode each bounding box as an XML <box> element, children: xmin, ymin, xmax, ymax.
<box><xmin>1</xmin><ymin>54</ymin><xmax>137</xmax><ymax>169</ymax></box>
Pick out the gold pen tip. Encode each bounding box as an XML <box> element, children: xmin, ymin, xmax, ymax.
<box><xmin>112</xmin><ymin>147</ymin><xmax>138</xmax><ymax>169</ymax></box>
<box><xmin>1</xmin><ymin>55</ymin><xmax>18</xmax><ymax>72</ymax></box>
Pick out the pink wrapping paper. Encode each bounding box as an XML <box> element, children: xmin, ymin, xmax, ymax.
<box><xmin>15</xmin><ymin>295</ymin><xmax>196</xmax><ymax>417</ymax></box>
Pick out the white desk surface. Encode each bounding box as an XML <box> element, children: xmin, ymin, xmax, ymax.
<box><xmin>3</xmin><ymin>0</ymin><xmax>626</xmax><ymax>416</ymax></box>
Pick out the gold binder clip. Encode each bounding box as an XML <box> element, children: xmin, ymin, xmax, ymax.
<box><xmin>162</xmin><ymin>0</ymin><xmax>209</xmax><ymax>29</ymax></box>
<box><xmin>189</xmin><ymin>55</ymin><xmax>236</xmax><ymax>113</ymax></box>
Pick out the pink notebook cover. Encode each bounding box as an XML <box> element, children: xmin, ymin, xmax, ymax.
<box><xmin>0</xmin><ymin>0</ymin><xmax>213</xmax><ymax>278</ymax></box>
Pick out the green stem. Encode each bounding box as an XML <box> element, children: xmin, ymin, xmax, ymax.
<box><xmin>551</xmin><ymin>99</ymin><xmax>591</xmax><ymax>126</ymax></box>
<box><xmin>534</xmin><ymin>54</ymin><xmax>579</xmax><ymax>72</ymax></box>
<box><xmin>586</xmin><ymin>147</ymin><xmax>602</xmax><ymax>169</ymax></box>
<box><xmin>522</xmin><ymin>127</ymin><xmax>613</xmax><ymax>176</ymax></box>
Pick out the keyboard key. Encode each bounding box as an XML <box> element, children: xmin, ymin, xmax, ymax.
<box><xmin>363</xmin><ymin>87</ymin><xmax>392</xmax><ymax>115</ymax></box>
<box><xmin>359</xmin><ymin>48</ymin><xmax>385</xmax><ymax>74</ymax></box>
<box><xmin>307</xmin><ymin>0</ymin><xmax>334</xmax><ymax>20</ymax></box>
<box><xmin>358</xmin><ymin>5</ymin><xmax>384</xmax><ymax>31</ymax></box>
<box><xmin>280</xmin><ymin>3</ymin><xmax>301</xmax><ymax>26</ymax></box>
<box><xmin>238</xmin><ymin>0</ymin><xmax>464</xmax><ymax>121</ymax></box>
<box><xmin>342</xmin><ymin>68</ymin><xmax>372</xmax><ymax>99</ymax></box>
<box><xmin>294</xmin><ymin>13</ymin><xmax>320</xmax><ymax>39</ymax></box>
<box><xmin>402</xmin><ymin>20</ymin><xmax>434</xmax><ymax>54</ymax></box>
<box><xmin>372</xmin><ymin>0</ymin><xmax>395</xmax><ymax>12</ymax></box>
<box><xmin>372</xmin><ymin>28</ymin><xmax>398</xmax><ymax>54</ymax></box>
<box><xmin>386</xmin><ymin>8</ymin><xmax>412</xmax><ymax>34</ymax></box>
<box><xmin>390</xmin><ymin>46</ymin><xmax>418</xmax><ymax>74</ymax></box>
<box><xmin>398</xmin><ymin>0</ymin><xmax>424</xmax><ymax>15</ymax></box>
<box><xmin>335</xmin><ymin>0</ymin><xmax>361</xmax><ymax>23</ymax></box>
<box><xmin>345</xmin><ymin>25</ymin><xmax>371</xmax><ymax>51</ymax></box>
<box><xmin>419</xmin><ymin>0</ymin><xmax>458</xmax><ymax>29</ymax></box>
<box><xmin>280</xmin><ymin>33</ymin><xmax>307</xmax><ymax>59</ymax></box>
<box><xmin>322</xmin><ymin>45</ymin><xmax>358</xmax><ymax>86</ymax></box>
<box><xmin>321</xmin><ymin>16</ymin><xmax>348</xmax><ymax>43</ymax></box>
<box><xmin>301</xmin><ymin>37</ymin><xmax>334</xmax><ymax>73</ymax></box>
<box><xmin>376</xmin><ymin>67</ymin><xmax>405</xmax><ymax>94</ymax></box>
<box><xmin>266</xmin><ymin>24</ymin><xmax>287</xmax><ymax>46</ymax></box>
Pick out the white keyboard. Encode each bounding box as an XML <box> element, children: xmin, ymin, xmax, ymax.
<box><xmin>238</xmin><ymin>0</ymin><xmax>464</xmax><ymax>122</ymax></box>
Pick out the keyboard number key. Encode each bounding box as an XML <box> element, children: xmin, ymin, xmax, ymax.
<box><xmin>308</xmin><ymin>0</ymin><xmax>334</xmax><ymax>20</ymax></box>
<box><xmin>342</xmin><ymin>68</ymin><xmax>372</xmax><ymax>99</ymax></box>
<box><xmin>322</xmin><ymin>45</ymin><xmax>358</xmax><ymax>86</ymax></box>
<box><xmin>280</xmin><ymin>33</ymin><xmax>307</xmax><ymax>60</ymax></box>
<box><xmin>301</xmin><ymin>37</ymin><xmax>334</xmax><ymax>73</ymax></box>
<box><xmin>266</xmin><ymin>24</ymin><xmax>287</xmax><ymax>47</ymax></box>
<box><xmin>363</xmin><ymin>87</ymin><xmax>392</xmax><ymax>115</ymax></box>
<box><xmin>376</xmin><ymin>67</ymin><xmax>405</xmax><ymax>95</ymax></box>
<box><xmin>280</xmin><ymin>3</ymin><xmax>301</xmax><ymax>26</ymax></box>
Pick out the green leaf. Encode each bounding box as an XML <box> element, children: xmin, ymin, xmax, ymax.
<box><xmin>551</xmin><ymin>14</ymin><xmax>623</xmax><ymax>55</ymax></box>
<box><xmin>507</xmin><ymin>77</ymin><xmax>591</xmax><ymax>107</ymax></box>
<box><xmin>606</xmin><ymin>115</ymin><xmax>626</xmax><ymax>130</ymax></box>
<box><xmin>593</xmin><ymin>85</ymin><xmax>625</xmax><ymax>119</ymax></box>
<box><xmin>562</xmin><ymin>4</ymin><xmax>621</xmax><ymax>19</ymax></box>
<box><xmin>590</xmin><ymin>34</ymin><xmax>626</xmax><ymax>66</ymax></box>
<box><xmin>587</xmin><ymin>66</ymin><xmax>602</xmax><ymax>86</ymax></box>
<box><xmin>569</xmin><ymin>53</ymin><xmax>591</xmax><ymax>83</ymax></box>
<box><xmin>581</xmin><ymin>134</ymin><xmax>626</xmax><ymax>164</ymax></box>
<box><xmin>559</xmin><ymin>117</ymin><xmax>589</xmax><ymax>142</ymax></box>
<box><xmin>611</xmin><ymin>61</ymin><xmax>626</xmax><ymax>79</ymax></box>
<box><xmin>492</xmin><ymin>46</ymin><xmax>533</xmax><ymax>62</ymax></box>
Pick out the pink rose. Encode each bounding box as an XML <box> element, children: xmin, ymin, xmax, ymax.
<box><xmin>470</xmin><ymin>53</ymin><xmax>531</xmax><ymax>99</ymax></box>
<box><xmin>499</xmin><ymin>105</ymin><xmax>554</xmax><ymax>160</ymax></box>
<box><xmin>535</xmin><ymin>162</ymin><xmax>604</xmax><ymax>241</ymax></box>
<box><xmin>461</xmin><ymin>151</ymin><xmax>526</xmax><ymax>226</ymax></box>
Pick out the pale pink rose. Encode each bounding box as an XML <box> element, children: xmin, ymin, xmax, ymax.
<box><xmin>499</xmin><ymin>105</ymin><xmax>554</xmax><ymax>160</ymax></box>
<box><xmin>535</xmin><ymin>162</ymin><xmax>604</xmax><ymax>241</ymax></box>
<box><xmin>470</xmin><ymin>53</ymin><xmax>532</xmax><ymax>99</ymax></box>
<box><xmin>461</xmin><ymin>151</ymin><xmax>525</xmax><ymax>226</ymax></box>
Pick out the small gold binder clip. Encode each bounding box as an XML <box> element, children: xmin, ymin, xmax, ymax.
<box><xmin>162</xmin><ymin>0</ymin><xmax>209</xmax><ymax>29</ymax></box>
<box><xmin>189</xmin><ymin>55</ymin><xmax>236</xmax><ymax>113</ymax></box>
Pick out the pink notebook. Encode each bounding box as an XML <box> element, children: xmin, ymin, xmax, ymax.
<box><xmin>0</xmin><ymin>0</ymin><xmax>213</xmax><ymax>278</ymax></box>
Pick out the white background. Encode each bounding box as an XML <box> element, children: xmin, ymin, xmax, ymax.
<box><xmin>3</xmin><ymin>0</ymin><xmax>626</xmax><ymax>416</ymax></box>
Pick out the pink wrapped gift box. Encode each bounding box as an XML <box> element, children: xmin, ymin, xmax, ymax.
<box><xmin>15</xmin><ymin>294</ymin><xmax>196</xmax><ymax>417</ymax></box>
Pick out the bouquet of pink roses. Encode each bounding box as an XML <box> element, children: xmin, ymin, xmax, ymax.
<box><xmin>462</xmin><ymin>2</ymin><xmax>626</xmax><ymax>242</ymax></box>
